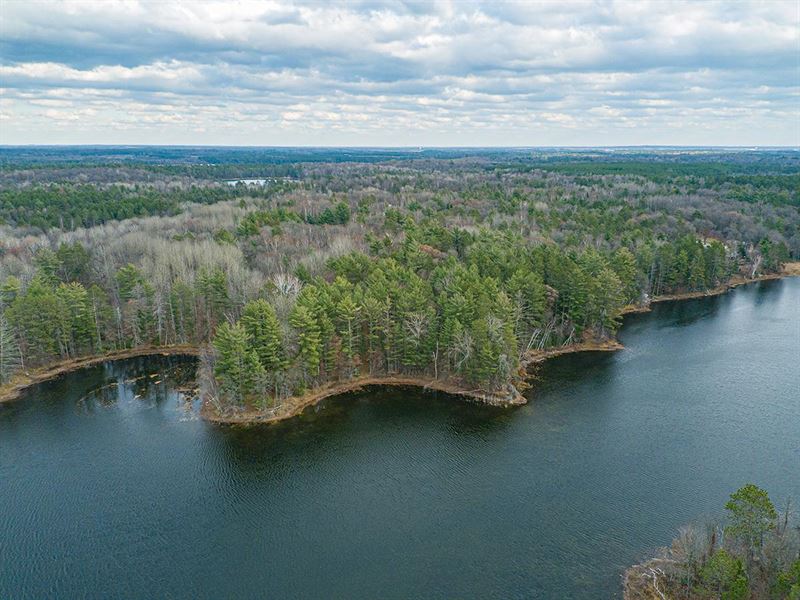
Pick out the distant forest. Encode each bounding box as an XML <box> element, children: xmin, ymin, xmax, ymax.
<box><xmin>0</xmin><ymin>148</ymin><xmax>797</xmax><ymax>414</ymax></box>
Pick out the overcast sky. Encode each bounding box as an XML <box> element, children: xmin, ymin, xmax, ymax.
<box><xmin>1</xmin><ymin>0</ymin><xmax>798</xmax><ymax>146</ymax></box>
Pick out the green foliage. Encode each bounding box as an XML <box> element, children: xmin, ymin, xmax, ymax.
<box><xmin>213</xmin><ymin>229</ymin><xmax>237</xmax><ymax>245</ymax></box>
<box><xmin>305</xmin><ymin>201</ymin><xmax>351</xmax><ymax>225</ymax></box>
<box><xmin>236</xmin><ymin>207</ymin><xmax>301</xmax><ymax>237</ymax></box>
<box><xmin>56</xmin><ymin>242</ymin><xmax>91</xmax><ymax>283</ymax></box>
<box><xmin>241</xmin><ymin>299</ymin><xmax>286</xmax><ymax>373</ymax></box>
<box><xmin>6</xmin><ymin>276</ymin><xmax>66</xmax><ymax>364</ymax></box>
<box><xmin>3</xmin><ymin>150</ymin><xmax>797</xmax><ymax>411</ymax></box>
<box><xmin>55</xmin><ymin>282</ymin><xmax>94</xmax><ymax>357</ymax></box>
<box><xmin>289</xmin><ymin>303</ymin><xmax>322</xmax><ymax>380</ymax></box>
<box><xmin>0</xmin><ymin>314</ymin><xmax>21</xmax><ymax>383</ymax></box>
<box><xmin>697</xmin><ymin>550</ymin><xmax>748</xmax><ymax>600</ymax></box>
<box><xmin>627</xmin><ymin>485</ymin><xmax>797</xmax><ymax>600</ymax></box>
<box><xmin>212</xmin><ymin>322</ymin><xmax>264</xmax><ymax>404</ymax></box>
<box><xmin>0</xmin><ymin>183</ymin><xmax>278</xmax><ymax>230</ymax></box>
<box><xmin>775</xmin><ymin>560</ymin><xmax>800</xmax><ymax>599</ymax></box>
<box><xmin>196</xmin><ymin>268</ymin><xmax>229</xmax><ymax>332</ymax></box>
<box><xmin>0</xmin><ymin>276</ymin><xmax>21</xmax><ymax>306</ymax></box>
<box><xmin>611</xmin><ymin>247</ymin><xmax>639</xmax><ymax>303</ymax></box>
<box><xmin>33</xmin><ymin>248</ymin><xmax>61</xmax><ymax>286</ymax></box>
<box><xmin>725</xmin><ymin>483</ymin><xmax>778</xmax><ymax>549</ymax></box>
<box><xmin>116</xmin><ymin>264</ymin><xmax>146</xmax><ymax>301</ymax></box>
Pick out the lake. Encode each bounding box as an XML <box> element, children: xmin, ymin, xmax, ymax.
<box><xmin>1</xmin><ymin>278</ymin><xmax>798</xmax><ymax>599</ymax></box>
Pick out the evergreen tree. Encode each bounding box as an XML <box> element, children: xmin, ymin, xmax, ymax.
<box><xmin>688</xmin><ymin>252</ymin><xmax>707</xmax><ymax>290</ymax></box>
<box><xmin>213</xmin><ymin>322</ymin><xmax>263</xmax><ymax>404</ymax></box>
<box><xmin>33</xmin><ymin>248</ymin><xmax>61</xmax><ymax>286</ymax></box>
<box><xmin>611</xmin><ymin>247</ymin><xmax>639</xmax><ymax>303</ymax></box>
<box><xmin>0</xmin><ymin>276</ymin><xmax>21</xmax><ymax>307</ymax></box>
<box><xmin>55</xmin><ymin>282</ymin><xmax>93</xmax><ymax>358</ymax></box>
<box><xmin>697</xmin><ymin>550</ymin><xmax>748</xmax><ymax>600</ymax></box>
<box><xmin>6</xmin><ymin>276</ymin><xmax>63</xmax><ymax>365</ymax></box>
<box><xmin>241</xmin><ymin>299</ymin><xmax>286</xmax><ymax>372</ymax></box>
<box><xmin>335</xmin><ymin>292</ymin><xmax>360</xmax><ymax>376</ymax></box>
<box><xmin>289</xmin><ymin>304</ymin><xmax>321</xmax><ymax>380</ymax></box>
<box><xmin>725</xmin><ymin>484</ymin><xmax>777</xmax><ymax>551</ymax></box>
<box><xmin>0</xmin><ymin>314</ymin><xmax>22</xmax><ymax>382</ymax></box>
<box><xmin>56</xmin><ymin>242</ymin><xmax>91</xmax><ymax>284</ymax></box>
<box><xmin>116</xmin><ymin>264</ymin><xmax>145</xmax><ymax>301</ymax></box>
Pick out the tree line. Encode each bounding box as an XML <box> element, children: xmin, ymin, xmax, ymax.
<box><xmin>0</xmin><ymin>153</ymin><xmax>795</xmax><ymax>402</ymax></box>
<box><xmin>0</xmin><ymin>182</ymin><xmax>291</xmax><ymax>230</ymax></box>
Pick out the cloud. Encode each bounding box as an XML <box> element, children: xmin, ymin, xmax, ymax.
<box><xmin>0</xmin><ymin>0</ymin><xmax>797</xmax><ymax>145</ymax></box>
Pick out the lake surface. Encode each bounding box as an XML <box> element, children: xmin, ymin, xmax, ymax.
<box><xmin>1</xmin><ymin>279</ymin><xmax>798</xmax><ymax>599</ymax></box>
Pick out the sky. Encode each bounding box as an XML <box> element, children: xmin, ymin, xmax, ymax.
<box><xmin>0</xmin><ymin>0</ymin><xmax>798</xmax><ymax>147</ymax></box>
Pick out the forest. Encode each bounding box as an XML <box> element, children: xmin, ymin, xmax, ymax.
<box><xmin>624</xmin><ymin>484</ymin><xmax>800</xmax><ymax>599</ymax></box>
<box><xmin>0</xmin><ymin>148</ymin><xmax>797</xmax><ymax>416</ymax></box>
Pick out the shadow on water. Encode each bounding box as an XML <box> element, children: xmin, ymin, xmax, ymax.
<box><xmin>637</xmin><ymin>278</ymin><xmax>785</xmax><ymax>330</ymax></box>
<box><xmin>0</xmin><ymin>355</ymin><xmax>198</xmax><ymax>424</ymax></box>
<box><xmin>212</xmin><ymin>386</ymin><xmax>518</xmax><ymax>474</ymax></box>
<box><xmin>531</xmin><ymin>351</ymin><xmax>618</xmax><ymax>396</ymax></box>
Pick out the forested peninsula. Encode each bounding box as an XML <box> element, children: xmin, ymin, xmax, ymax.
<box><xmin>0</xmin><ymin>148</ymin><xmax>798</xmax><ymax>423</ymax></box>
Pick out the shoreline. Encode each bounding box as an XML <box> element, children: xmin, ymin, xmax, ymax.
<box><xmin>206</xmin><ymin>339</ymin><xmax>627</xmax><ymax>426</ymax></box>
<box><xmin>522</xmin><ymin>338</ymin><xmax>624</xmax><ymax>365</ymax></box>
<box><xmin>202</xmin><ymin>375</ymin><xmax>526</xmax><ymax>426</ymax></box>
<box><xmin>3</xmin><ymin>263</ymin><xmax>797</xmax><ymax>419</ymax></box>
<box><xmin>206</xmin><ymin>263</ymin><xmax>799</xmax><ymax>425</ymax></box>
<box><xmin>622</xmin><ymin>262</ymin><xmax>800</xmax><ymax>313</ymax></box>
<box><xmin>0</xmin><ymin>345</ymin><xmax>200</xmax><ymax>405</ymax></box>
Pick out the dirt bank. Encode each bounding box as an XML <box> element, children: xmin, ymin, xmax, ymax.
<box><xmin>202</xmin><ymin>374</ymin><xmax>526</xmax><ymax>425</ymax></box>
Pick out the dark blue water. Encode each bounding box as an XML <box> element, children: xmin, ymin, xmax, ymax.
<box><xmin>1</xmin><ymin>279</ymin><xmax>798</xmax><ymax>599</ymax></box>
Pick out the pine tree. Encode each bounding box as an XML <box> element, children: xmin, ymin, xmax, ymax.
<box><xmin>335</xmin><ymin>292</ymin><xmax>360</xmax><ymax>376</ymax></box>
<box><xmin>116</xmin><ymin>263</ymin><xmax>145</xmax><ymax>301</ymax></box>
<box><xmin>611</xmin><ymin>247</ymin><xmax>639</xmax><ymax>303</ymax></box>
<box><xmin>0</xmin><ymin>276</ymin><xmax>21</xmax><ymax>307</ymax></box>
<box><xmin>688</xmin><ymin>252</ymin><xmax>707</xmax><ymax>291</ymax></box>
<box><xmin>55</xmin><ymin>282</ymin><xmax>93</xmax><ymax>358</ymax></box>
<box><xmin>212</xmin><ymin>322</ymin><xmax>262</xmax><ymax>404</ymax></box>
<box><xmin>33</xmin><ymin>248</ymin><xmax>61</xmax><ymax>286</ymax></box>
<box><xmin>56</xmin><ymin>242</ymin><xmax>91</xmax><ymax>284</ymax></box>
<box><xmin>289</xmin><ymin>304</ymin><xmax>321</xmax><ymax>380</ymax></box>
<box><xmin>196</xmin><ymin>268</ymin><xmax>230</xmax><ymax>332</ymax></box>
<box><xmin>469</xmin><ymin>317</ymin><xmax>498</xmax><ymax>388</ymax></box>
<box><xmin>241</xmin><ymin>299</ymin><xmax>286</xmax><ymax>372</ymax></box>
<box><xmin>6</xmin><ymin>276</ymin><xmax>63</xmax><ymax>365</ymax></box>
<box><xmin>0</xmin><ymin>314</ymin><xmax>22</xmax><ymax>383</ymax></box>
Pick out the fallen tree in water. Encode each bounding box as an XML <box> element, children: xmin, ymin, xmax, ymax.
<box><xmin>0</xmin><ymin>344</ymin><xmax>200</xmax><ymax>405</ymax></box>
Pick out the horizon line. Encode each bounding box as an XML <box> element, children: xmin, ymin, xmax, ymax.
<box><xmin>1</xmin><ymin>144</ymin><xmax>798</xmax><ymax>150</ymax></box>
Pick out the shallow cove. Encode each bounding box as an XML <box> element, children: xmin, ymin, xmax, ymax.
<box><xmin>1</xmin><ymin>278</ymin><xmax>798</xmax><ymax>599</ymax></box>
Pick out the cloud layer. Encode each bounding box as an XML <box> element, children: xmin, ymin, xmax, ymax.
<box><xmin>1</xmin><ymin>0</ymin><xmax>798</xmax><ymax>145</ymax></box>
